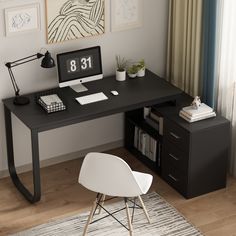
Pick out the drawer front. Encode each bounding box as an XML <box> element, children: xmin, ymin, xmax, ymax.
<box><xmin>164</xmin><ymin>119</ymin><xmax>190</xmax><ymax>152</ymax></box>
<box><xmin>162</xmin><ymin>140</ymin><xmax>189</xmax><ymax>172</ymax></box>
<box><xmin>162</xmin><ymin>165</ymin><xmax>187</xmax><ymax>196</ymax></box>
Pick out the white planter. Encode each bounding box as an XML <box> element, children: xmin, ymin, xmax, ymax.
<box><xmin>137</xmin><ymin>68</ymin><xmax>145</xmax><ymax>77</ymax></box>
<box><xmin>116</xmin><ymin>70</ymin><xmax>126</xmax><ymax>81</ymax></box>
<box><xmin>128</xmin><ymin>73</ymin><xmax>137</xmax><ymax>78</ymax></box>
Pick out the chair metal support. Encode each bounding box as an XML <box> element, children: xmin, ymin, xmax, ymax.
<box><xmin>97</xmin><ymin>194</ymin><xmax>106</xmax><ymax>214</ymax></box>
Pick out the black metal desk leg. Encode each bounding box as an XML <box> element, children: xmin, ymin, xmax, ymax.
<box><xmin>4</xmin><ymin>105</ymin><xmax>41</xmax><ymax>203</ymax></box>
<box><xmin>31</xmin><ymin>129</ymin><xmax>41</xmax><ymax>202</ymax></box>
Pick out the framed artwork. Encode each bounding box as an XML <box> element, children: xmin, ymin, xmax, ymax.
<box><xmin>4</xmin><ymin>3</ymin><xmax>40</xmax><ymax>36</ymax></box>
<box><xmin>45</xmin><ymin>0</ymin><xmax>105</xmax><ymax>44</ymax></box>
<box><xmin>111</xmin><ymin>0</ymin><xmax>143</xmax><ymax>32</ymax></box>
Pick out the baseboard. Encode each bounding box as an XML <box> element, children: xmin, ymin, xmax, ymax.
<box><xmin>0</xmin><ymin>140</ymin><xmax>123</xmax><ymax>179</ymax></box>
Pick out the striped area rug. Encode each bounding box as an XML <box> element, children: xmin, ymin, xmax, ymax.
<box><xmin>12</xmin><ymin>192</ymin><xmax>203</xmax><ymax>236</ymax></box>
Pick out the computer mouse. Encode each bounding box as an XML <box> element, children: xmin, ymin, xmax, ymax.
<box><xmin>111</xmin><ymin>90</ymin><xmax>119</xmax><ymax>96</ymax></box>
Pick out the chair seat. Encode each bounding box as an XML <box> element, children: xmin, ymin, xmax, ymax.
<box><xmin>132</xmin><ymin>171</ymin><xmax>153</xmax><ymax>194</ymax></box>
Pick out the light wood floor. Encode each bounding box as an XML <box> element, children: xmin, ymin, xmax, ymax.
<box><xmin>0</xmin><ymin>148</ymin><xmax>236</xmax><ymax>236</ymax></box>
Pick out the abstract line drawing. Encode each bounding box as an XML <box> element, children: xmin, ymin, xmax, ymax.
<box><xmin>115</xmin><ymin>0</ymin><xmax>138</xmax><ymax>23</ymax></box>
<box><xmin>111</xmin><ymin>0</ymin><xmax>143</xmax><ymax>32</ymax></box>
<box><xmin>12</xmin><ymin>13</ymin><xmax>31</xmax><ymax>29</ymax></box>
<box><xmin>4</xmin><ymin>4</ymin><xmax>40</xmax><ymax>36</ymax></box>
<box><xmin>46</xmin><ymin>0</ymin><xmax>105</xmax><ymax>44</ymax></box>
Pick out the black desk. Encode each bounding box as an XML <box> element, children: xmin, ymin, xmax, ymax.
<box><xmin>3</xmin><ymin>70</ymin><xmax>182</xmax><ymax>203</ymax></box>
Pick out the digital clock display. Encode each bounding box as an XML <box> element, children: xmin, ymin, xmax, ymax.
<box><xmin>66</xmin><ymin>55</ymin><xmax>94</xmax><ymax>73</ymax></box>
<box><xmin>57</xmin><ymin>46</ymin><xmax>102</xmax><ymax>84</ymax></box>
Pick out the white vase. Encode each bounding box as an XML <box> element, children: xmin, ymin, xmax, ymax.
<box><xmin>137</xmin><ymin>68</ymin><xmax>145</xmax><ymax>77</ymax></box>
<box><xmin>116</xmin><ymin>70</ymin><xmax>126</xmax><ymax>81</ymax></box>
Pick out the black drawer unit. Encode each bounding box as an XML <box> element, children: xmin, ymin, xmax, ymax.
<box><xmin>158</xmin><ymin>94</ymin><xmax>230</xmax><ymax>198</ymax></box>
<box><xmin>124</xmin><ymin>93</ymin><xmax>230</xmax><ymax>199</ymax></box>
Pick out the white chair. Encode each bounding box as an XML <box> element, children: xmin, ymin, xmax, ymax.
<box><xmin>78</xmin><ymin>152</ymin><xmax>153</xmax><ymax>236</ymax></box>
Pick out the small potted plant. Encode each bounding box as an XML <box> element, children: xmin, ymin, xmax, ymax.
<box><xmin>137</xmin><ymin>59</ymin><xmax>146</xmax><ymax>77</ymax></box>
<box><xmin>127</xmin><ymin>64</ymin><xmax>139</xmax><ymax>78</ymax></box>
<box><xmin>116</xmin><ymin>55</ymin><xmax>127</xmax><ymax>81</ymax></box>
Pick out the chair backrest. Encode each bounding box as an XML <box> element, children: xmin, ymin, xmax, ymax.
<box><xmin>78</xmin><ymin>152</ymin><xmax>143</xmax><ymax>197</ymax></box>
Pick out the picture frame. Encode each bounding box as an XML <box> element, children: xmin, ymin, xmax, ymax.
<box><xmin>111</xmin><ymin>0</ymin><xmax>143</xmax><ymax>32</ymax></box>
<box><xmin>45</xmin><ymin>0</ymin><xmax>105</xmax><ymax>44</ymax></box>
<box><xmin>4</xmin><ymin>3</ymin><xmax>40</xmax><ymax>36</ymax></box>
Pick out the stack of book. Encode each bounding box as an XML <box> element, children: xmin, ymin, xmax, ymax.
<box><xmin>38</xmin><ymin>94</ymin><xmax>66</xmax><ymax>113</ymax></box>
<box><xmin>134</xmin><ymin>126</ymin><xmax>159</xmax><ymax>162</ymax></box>
<box><xmin>179</xmin><ymin>103</ymin><xmax>216</xmax><ymax>123</ymax></box>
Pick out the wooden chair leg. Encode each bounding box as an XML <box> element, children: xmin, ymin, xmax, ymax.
<box><xmin>138</xmin><ymin>195</ymin><xmax>151</xmax><ymax>224</ymax></box>
<box><xmin>124</xmin><ymin>198</ymin><xmax>133</xmax><ymax>236</ymax></box>
<box><xmin>82</xmin><ymin>197</ymin><xmax>98</xmax><ymax>236</ymax></box>
<box><xmin>131</xmin><ymin>197</ymin><xmax>136</xmax><ymax>223</ymax></box>
<box><xmin>98</xmin><ymin>194</ymin><xmax>106</xmax><ymax>214</ymax></box>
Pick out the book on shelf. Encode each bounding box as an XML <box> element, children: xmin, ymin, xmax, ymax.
<box><xmin>134</xmin><ymin>126</ymin><xmax>139</xmax><ymax>148</ymax></box>
<box><xmin>145</xmin><ymin>134</ymin><xmax>150</xmax><ymax>157</ymax></box>
<box><xmin>159</xmin><ymin>117</ymin><xmax>164</xmax><ymax>135</ymax></box>
<box><xmin>146</xmin><ymin>112</ymin><xmax>163</xmax><ymax>135</ymax></box>
<box><xmin>179</xmin><ymin>110</ymin><xmax>216</xmax><ymax>123</ymax></box>
<box><xmin>138</xmin><ymin>129</ymin><xmax>144</xmax><ymax>151</ymax></box>
<box><xmin>145</xmin><ymin>116</ymin><xmax>159</xmax><ymax>131</ymax></box>
<box><xmin>149</xmin><ymin>137</ymin><xmax>157</xmax><ymax>162</ymax></box>
<box><xmin>143</xmin><ymin>106</ymin><xmax>151</xmax><ymax>119</ymax></box>
<box><xmin>141</xmin><ymin>132</ymin><xmax>147</xmax><ymax>155</ymax></box>
<box><xmin>150</xmin><ymin>110</ymin><xmax>160</xmax><ymax>122</ymax></box>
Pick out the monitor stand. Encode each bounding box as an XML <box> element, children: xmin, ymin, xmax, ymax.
<box><xmin>70</xmin><ymin>84</ymin><xmax>88</xmax><ymax>93</ymax></box>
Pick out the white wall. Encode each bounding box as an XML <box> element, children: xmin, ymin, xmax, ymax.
<box><xmin>0</xmin><ymin>0</ymin><xmax>169</xmax><ymax>172</ymax></box>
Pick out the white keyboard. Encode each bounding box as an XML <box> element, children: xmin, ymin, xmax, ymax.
<box><xmin>75</xmin><ymin>92</ymin><xmax>108</xmax><ymax>105</ymax></box>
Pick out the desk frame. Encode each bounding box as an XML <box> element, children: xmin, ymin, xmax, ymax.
<box><xmin>3</xmin><ymin>71</ymin><xmax>182</xmax><ymax>203</ymax></box>
<box><xmin>5</xmin><ymin>107</ymin><xmax>41</xmax><ymax>202</ymax></box>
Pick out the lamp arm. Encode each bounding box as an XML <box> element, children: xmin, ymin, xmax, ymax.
<box><xmin>8</xmin><ymin>67</ymin><xmax>20</xmax><ymax>96</ymax></box>
<box><xmin>5</xmin><ymin>53</ymin><xmax>44</xmax><ymax>97</ymax></box>
<box><xmin>7</xmin><ymin>53</ymin><xmax>44</xmax><ymax>68</ymax></box>
<box><xmin>5</xmin><ymin>50</ymin><xmax>54</xmax><ymax>105</ymax></box>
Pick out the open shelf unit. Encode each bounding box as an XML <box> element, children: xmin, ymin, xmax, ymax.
<box><xmin>124</xmin><ymin>108</ymin><xmax>163</xmax><ymax>174</ymax></box>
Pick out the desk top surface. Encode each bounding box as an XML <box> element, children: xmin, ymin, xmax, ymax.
<box><xmin>3</xmin><ymin>70</ymin><xmax>182</xmax><ymax>132</ymax></box>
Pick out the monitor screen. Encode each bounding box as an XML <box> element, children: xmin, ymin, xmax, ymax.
<box><xmin>57</xmin><ymin>46</ymin><xmax>103</xmax><ymax>88</ymax></box>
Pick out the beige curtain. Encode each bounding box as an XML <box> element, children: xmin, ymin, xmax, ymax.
<box><xmin>166</xmin><ymin>0</ymin><xmax>203</xmax><ymax>96</ymax></box>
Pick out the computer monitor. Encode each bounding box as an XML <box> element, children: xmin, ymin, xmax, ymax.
<box><xmin>57</xmin><ymin>46</ymin><xmax>103</xmax><ymax>92</ymax></box>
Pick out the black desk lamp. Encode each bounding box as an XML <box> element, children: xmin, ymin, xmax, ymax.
<box><xmin>5</xmin><ymin>50</ymin><xmax>55</xmax><ymax>105</ymax></box>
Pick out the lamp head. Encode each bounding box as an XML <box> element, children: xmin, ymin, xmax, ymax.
<box><xmin>41</xmin><ymin>51</ymin><xmax>55</xmax><ymax>68</ymax></box>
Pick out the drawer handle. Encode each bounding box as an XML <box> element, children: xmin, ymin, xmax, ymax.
<box><xmin>170</xmin><ymin>132</ymin><xmax>180</xmax><ymax>139</ymax></box>
<box><xmin>168</xmin><ymin>174</ymin><xmax>178</xmax><ymax>182</ymax></box>
<box><xmin>169</xmin><ymin>153</ymin><xmax>179</xmax><ymax>161</ymax></box>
